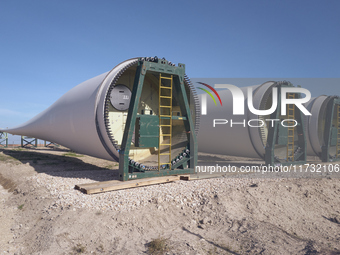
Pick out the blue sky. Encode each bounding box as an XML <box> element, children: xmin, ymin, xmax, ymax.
<box><xmin>0</xmin><ymin>0</ymin><xmax>339</xmax><ymax>133</ymax></box>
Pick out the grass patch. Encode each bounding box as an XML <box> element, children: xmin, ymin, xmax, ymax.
<box><xmin>63</xmin><ymin>152</ymin><xmax>84</xmax><ymax>158</ymax></box>
<box><xmin>11</xmin><ymin>148</ymin><xmax>25</xmax><ymax>152</ymax></box>
<box><xmin>0</xmin><ymin>154</ymin><xmax>20</xmax><ymax>165</ymax></box>
<box><xmin>6</xmin><ymin>150</ymin><xmax>50</xmax><ymax>161</ymax></box>
<box><xmin>147</xmin><ymin>237</ymin><xmax>170</xmax><ymax>255</ymax></box>
<box><xmin>104</xmin><ymin>163</ymin><xmax>118</xmax><ymax>169</ymax></box>
<box><xmin>72</xmin><ymin>243</ymin><xmax>86</xmax><ymax>254</ymax></box>
<box><xmin>208</xmin><ymin>246</ymin><xmax>217</xmax><ymax>255</ymax></box>
<box><xmin>0</xmin><ymin>173</ymin><xmax>17</xmax><ymax>191</ymax></box>
<box><xmin>104</xmin><ymin>163</ymin><xmax>119</xmax><ymax>169</ymax></box>
<box><xmin>18</xmin><ymin>204</ymin><xmax>24</xmax><ymax>210</ymax></box>
<box><xmin>96</xmin><ymin>244</ymin><xmax>105</xmax><ymax>252</ymax></box>
<box><xmin>0</xmin><ymin>154</ymin><xmax>12</xmax><ymax>162</ymax></box>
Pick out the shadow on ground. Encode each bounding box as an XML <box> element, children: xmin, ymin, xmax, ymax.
<box><xmin>0</xmin><ymin>148</ymin><xmax>119</xmax><ymax>182</ymax></box>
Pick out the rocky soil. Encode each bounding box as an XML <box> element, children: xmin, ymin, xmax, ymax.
<box><xmin>0</xmin><ymin>147</ymin><xmax>339</xmax><ymax>254</ymax></box>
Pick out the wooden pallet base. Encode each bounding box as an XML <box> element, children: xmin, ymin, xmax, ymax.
<box><xmin>75</xmin><ymin>175</ymin><xmax>188</xmax><ymax>194</ymax></box>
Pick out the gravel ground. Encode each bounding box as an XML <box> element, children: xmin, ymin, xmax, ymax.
<box><xmin>1</xmin><ymin>147</ymin><xmax>339</xmax><ymax>254</ymax></box>
<box><xmin>27</xmin><ymin>173</ymin><xmax>282</xmax><ymax>212</ymax></box>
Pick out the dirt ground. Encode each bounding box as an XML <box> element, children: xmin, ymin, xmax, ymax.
<box><xmin>0</xmin><ymin>147</ymin><xmax>339</xmax><ymax>255</ymax></box>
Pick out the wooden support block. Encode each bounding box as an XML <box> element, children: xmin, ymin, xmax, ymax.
<box><xmin>75</xmin><ymin>175</ymin><xmax>180</xmax><ymax>194</ymax></box>
<box><xmin>179</xmin><ymin>175</ymin><xmax>190</xmax><ymax>181</ymax></box>
<box><xmin>75</xmin><ymin>179</ymin><xmax>121</xmax><ymax>189</ymax></box>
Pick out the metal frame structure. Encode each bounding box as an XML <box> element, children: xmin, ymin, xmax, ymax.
<box><xmin>44</xmin><ymin>140</ymin><xmax>60</xmax><ymax>148</ymax></box>
<box><xmin>198</xmin><ymin>80</ymin><xmax>307</xmax><ymax>166</ymax></box>
<box><xmin>321</xmin><ymin>97</ymin><xmax>340</xmax><ymax>162</ymax></box>
<box><xmin>21</xmin><ymin>136</ymin><xmax>37</xmax><ymax>148</ymax></box>
<box><xmin>265</xmin><ymin>83</ymin><xmax>307</xmax><ymax>166</ymax></box>
<box><xmin>0</xmin><ymin>132</ymin><xmax>8</xmax><ymax>148</ymax></box>
<box><xmin>119</xmin><ymin>58</ymin><xmax>198</xmax><ymax>181</ymax></box>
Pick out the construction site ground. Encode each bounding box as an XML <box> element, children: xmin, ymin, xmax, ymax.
<box><xmin>0</xmin><ymin>146</ymin><xmax>339</xmax><ymax>254</ymax></box>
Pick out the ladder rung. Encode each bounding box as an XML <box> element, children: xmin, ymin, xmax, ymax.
<box><xmin>160</xmin><ymin>134</ymin><xmax>171</xmax><ymax>136</ymax></box>
<box><xmin>160</xmin><ymin>115</ymin><xmax>172</xmax><ymax>117</ymax></box>
<box><xmin>160</xmin><ymin>86</ymin><xmax>172</xmax><ymax>89</ymax></box>
<box><xmin>160</xmin><ymin>144</ymin><xmax>171</xmax><ymax>146</ymax></box>
<box><xmin>160</xmin><ymin>105</ymin><xmax>171</xmax><ymax>108</ymax></box>
<box><xmin>160</xmin><ymin>125</ymin><xmax>171</xmax><ymax>127</ymax></box>
<box><xmin>160</xmin><ymin>163</ymin><xmax>171</xmax><ymax>165</ymax></box>
<box><xmin>160</xmin><ymin>77</ymin><xmax>172</xmax><ymax>80</ymax></box>
<box><xmin>160</xmin><ymin>96</ymin><xmax>172</xmax><ymax>99</ymax></box>
<box><xmin>160</xmin><ymin>153</ymin><xmax>171</xmax><ymax>155</ymax></box>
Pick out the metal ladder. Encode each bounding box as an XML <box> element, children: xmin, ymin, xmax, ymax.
<box><xmin>158</xmin><ymin>74</ymin><xmax>173</xmax><ymax>170</ymax></box>
<box><xmin>287</xmin><ymin>93</ymin><xmax>295</xmax><ymax>161</ymax></box>
<box><xmin>337</xmin><ymin>105</ymin><xmax>340</xmax><ymax>158</ymax></box>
